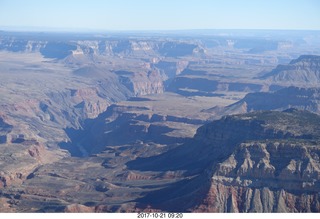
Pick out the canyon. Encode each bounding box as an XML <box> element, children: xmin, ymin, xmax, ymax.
<box><xmin>0</xmin><ymin>30</ymin><xmax>320</xmax><ymax>212</ymax></box>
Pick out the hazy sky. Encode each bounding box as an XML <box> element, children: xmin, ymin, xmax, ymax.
<box><xmin>0</xmin><ymin>0</ymin><xmax>320</xmax><ymax>31</ymax></box>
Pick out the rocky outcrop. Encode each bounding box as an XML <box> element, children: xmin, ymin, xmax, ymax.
<box><xmin>190</xmin><ymin>110</ymin><xmax>320</xmax><ymax>212</ymax></box>
<box><xmin>260</xmin><ymin>55</ymin><xmax>320</xmax><ymax>86</ymax></box>
<box><xmin>206</xmin><ymin>86</ymin><xmax>320</xmax><ymax>119</ymax></box>
<box><xmin>196</xmin><ymin>183</ymin><xmax>320</xmax><ymax>212</ymax></box>
<box><xmin>238</xmin><ymin>86</ymin><xmax>320</xmax><ymax>113</ymax></box>
<box><xmin>119</xmin><ymin>70</ymin><xmax>164</xmax><ymax>96</ymax></box>
<box><xmin>153</xmin><ymin>60</ymin><xmax>189</xmax><ymax>80</ymax></box>
<box><xmin>194</xmin><ymin>140</ymin><xmax>320</xmax><ymax>212</ymax></box>
<box><xmin>127</xmin><ymin>109</ymin><xmax>320</xmax><ymax>212</ymax></box>
<box><xmin>197</xmin><ymin>109</ymin><xmax>320</xmax><ymax>144</ymax></box>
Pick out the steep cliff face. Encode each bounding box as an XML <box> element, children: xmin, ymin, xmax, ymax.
<box><xmin>126</xmin><ymin>109</ymin><xmax>320</xmax><ymax>212</ymax></box>
<box><xmin>61</xmin><ymin>93</ymin><xmax>209</xmax><ymax>157</ymax></box>
<box><xmin>195</xmin><ymin>141</ymin><xmax>320</xmax><ymax>212</ymax></box>
<box><xmin>118</xmin><ymin>70</ymin><xmax>164</xmax><ymax>96</ymax></box>
<box><xmin>191</xmin><ymin>110</ymin><xmax>320</xmax><ymax>212</ymax></box>
<box><xmin>239</xmin><ymin>86</ymin><xmax>320</xmax><ymax>113</ymax></box>
<box><xmin>207</xmin><ymin>86</ymin><xmax>320</xmax><ymax>119</ymax></box>
<box><xmin>260</xmin><ymin>55</ymin><xmax>320</xmax><ymax>86</ymax></box>
<box><xmin>0</xmin><ymin>34</ymin><xmax>204</xmax><ymax>59</ymax></box>
<box><xmin>196</xmin><ymin>109</ymin><xmax>320</xmax><ymax>146</ymax></box>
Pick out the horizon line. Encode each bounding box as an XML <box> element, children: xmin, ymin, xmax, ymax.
<box><xmin>1</xmin><ymin>26</ymin><xmax>320</xmax><ymax>34</ymax></box>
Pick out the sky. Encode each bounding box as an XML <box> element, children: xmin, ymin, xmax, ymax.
<box><xmin>0</xmin><ymin>0</ymin><xmax>320</xmax><ymax>31</ymax></box>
